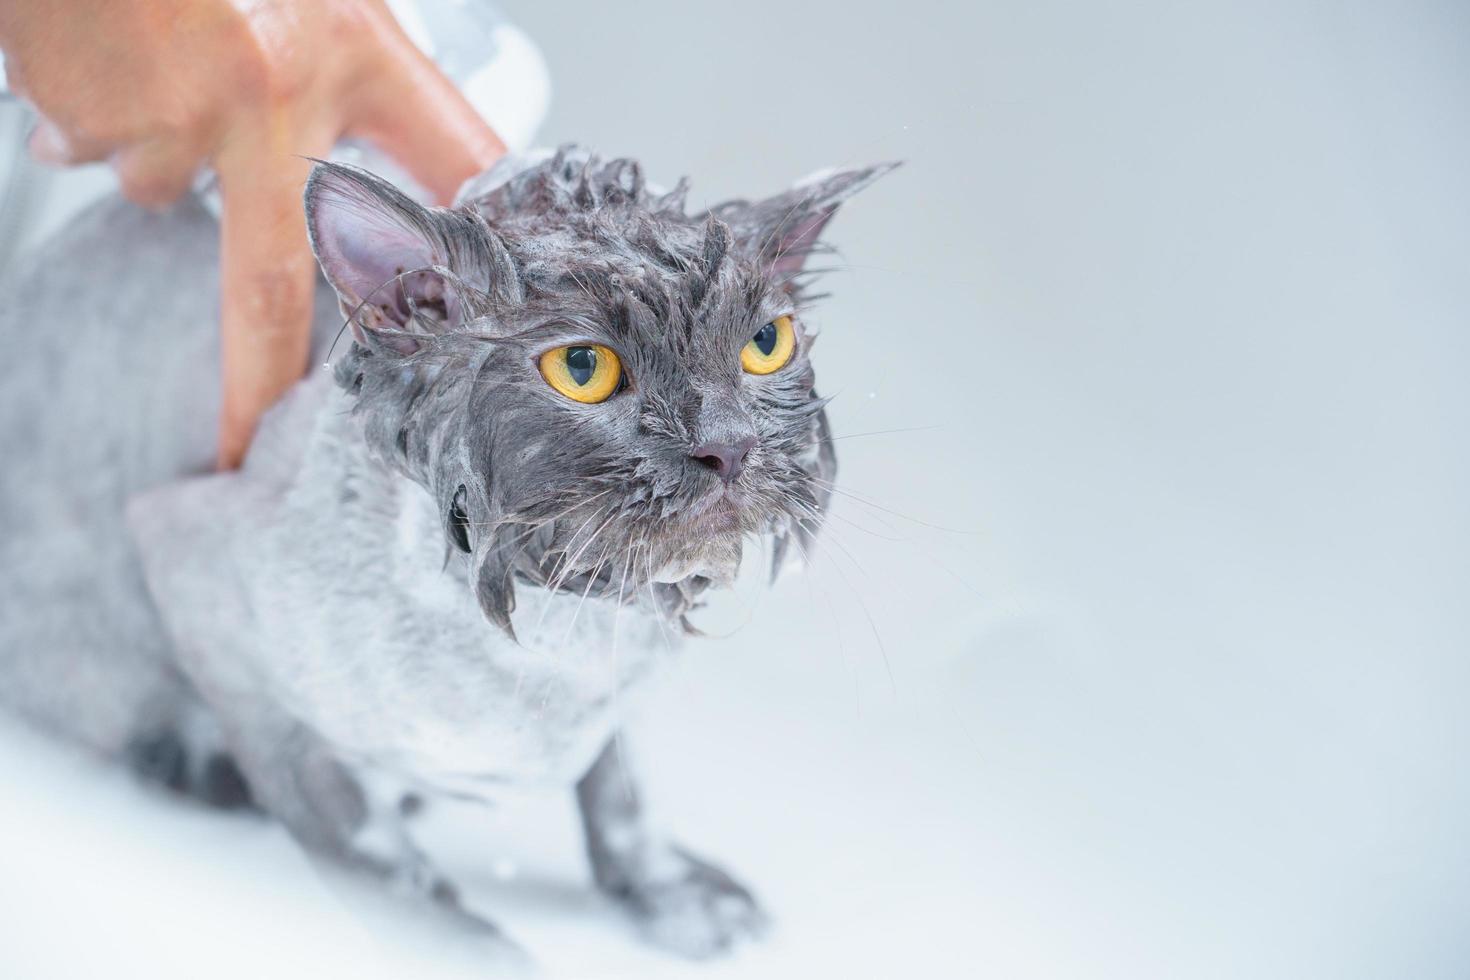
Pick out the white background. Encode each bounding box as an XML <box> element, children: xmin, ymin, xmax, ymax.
<box><xmin>2</xmin><ymin>0</ymin><xmax>1467</xmax><ymax>977</ymax></box>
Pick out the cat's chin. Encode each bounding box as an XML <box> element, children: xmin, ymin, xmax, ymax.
<box><xmin>654</xmin><ymin>488</ymin><xmax>763</xmax><ymax>586</ymax></box>
<box><xmin>649</xmin><ymin>529</ymin><xmax>743</xmax><ymax>587</ymax></box>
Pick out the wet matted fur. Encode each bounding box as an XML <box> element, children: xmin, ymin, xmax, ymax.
<box><xmin>0</xmin><ymin>145</ymin><xmax>894</xmax><ymax>960</ymax></box>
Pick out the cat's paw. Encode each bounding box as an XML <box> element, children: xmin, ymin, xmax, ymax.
<box><xmin>126</xmin><ymin>730</ymin><xmax>254</xmax><ymax>810</ymax></box>
<box><xmin>615</xmin><ymin>846</ymin><xmax>769</xmax><ymax>959</ymax></box>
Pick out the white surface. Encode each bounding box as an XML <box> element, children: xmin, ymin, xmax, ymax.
<box><xmin>3</xmin><ymin>0</ymin><xmax>1468</xmax><ymax>977</ymax></box>
<box><xmin>463</xmin><ymin>24</ymin><xmax>553</xmax><ymax>154</ymax></box>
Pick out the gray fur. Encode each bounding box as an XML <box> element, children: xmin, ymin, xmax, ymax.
<box><xmin>308</xmin><ymin>147</ymin><xmax>894</xmax><ymax>635</ymax></box>
<box><xmin>0</xmin><ymin>145</ymin><xmax>893</xmax><ymax>959</ymax></box>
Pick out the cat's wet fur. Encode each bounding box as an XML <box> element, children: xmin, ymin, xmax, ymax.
<box><xmin>309</xmin><ymin>148</ymin><xmax>893</xmax><ymax>634</ymax></box>
<box><xmin>0</xmin><ymin>145</ymin><xmax>893</xmax><ymax>961</ymax></box>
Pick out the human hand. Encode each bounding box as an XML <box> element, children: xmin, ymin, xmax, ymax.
<box><xmin>0</xmin><ymin>0</ymin><xmax>505</xmax><ymax>467</ymax></box>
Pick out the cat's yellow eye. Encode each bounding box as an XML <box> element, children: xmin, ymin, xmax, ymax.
<box><xmin>539</xmin><ymin>344</ymin><xmax>624</xmax><ymax>403</ymax></box>
<box><xmin>741</xmin><ymin>315</ymin><xmax>796</xmax><ymax>375</ymax></box>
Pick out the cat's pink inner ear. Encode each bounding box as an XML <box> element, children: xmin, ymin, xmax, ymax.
<box><xmin>767</xmin><ymin>208</ymin><xmax>839</xmax><ymax>279</ymax></box>
<box><xmin>730</xmin><ymin>161</ymin><xmax>899</xmax><ymax>279</ymax></box>
<box><xmin>310</xmin><ymin>200</ymin><xmax>436</xmax><ymax>311</ymax></box>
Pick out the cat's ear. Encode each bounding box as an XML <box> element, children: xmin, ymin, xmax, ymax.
<box><xmin>305</xmin><ymin>162</ymin><xmax>507</xmax><ymax>352</ymax></box>
<box><xmin>714</xmin><ymin>161</ymin><xmax>900</xmax><ymax>280</ymax></box>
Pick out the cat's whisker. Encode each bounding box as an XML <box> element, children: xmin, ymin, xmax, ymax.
<box><xmin>780</xmin><ymin>487</ymin><xmax>911</xmax><ymax>586</ymax></box>
<box><xmin>602</xmin><ymin>544</ymin><xmax>639</xmax><ymax>778</ymax></box>
<box><xmin>531</xmin><ymin>494</ymin><xmax>617</xmax><ymax>587</ymax></box>
<box><xmin>478</xmin><ymin>513</ymin><xmax>566</xmax><ymax>601</ymax></box>
<box><xmin>643</xmin><ymin>539</ymin><xmax>677</xmax><ymax>658</ymax></box>
<box><xmin>801</xmin><ymin>519</ymin><xmax>872</xmax><ymax>580</ymax></box>
<box><xmin>822</xmin><ymin>491</ymin><xmax>989</xmax><ymax>603</ymax></box>
<box><xmin>461</xmin><ymin>486</ymin><xmax>614</xmax><ymax>530</ymax></box>
<box><xmin>608</xmin><ymin>542</ymin><xmax>636</xmax><ymax>674</ymax></box>
<box><xmin>546</xmin><ymin>507</ymin><xmax>621</xmax><ymax>599</ymax></box>
<box><xmin>785</xmin><ymin>529</ymin><xmax>864</xmax><ymax>716</ymax></box>
<box><xmin>529</xmin><ymin>504</ymin><xmax>615</xmax><ymax>642</ymax></box>
<box><xmin>789</xmin><ymin>520</ymin><xmax>896</xmax><ymax>699</ymax></box>
<box><xmin>828</xmin><ymin>501</ymin><xmax>906</xmax><ymax>539</ymax></box>
<box><xmin>511</xmin><ymin>493</ymin><xmax>626</xmax><ymax>602</ymax></box>
<box><xmin>561</xmin><ymin>553</ymin><xmax>612</xmax><ymax>647</ymax></box>
<box><xmin>812</xmin><ymin>424</ymin><xmax>943</xmax><ymax>446</ymax></box>
<box><xmin>810</xmin><ymin>477</ymin><xmax>979</xmax><ymax>535</ymax></box>
<box><xmin>472</xmin><ymin>521</ymin><xmax>540</xmax><ymax>589</ymax></box>
<box><xmin>482</xmin><ymin>504</ymin><xmax>589</xmax><ymax>581</ymax></box>
<box><xmin>780</xmin><ymin>478</ymin><xmax>989</xmax><ymax>618</ymax></box>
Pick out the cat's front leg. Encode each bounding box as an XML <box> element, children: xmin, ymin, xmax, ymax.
<box><xmin>576</xmin><ymin>736</ymin><xmax>768</xmax><ymax>959</ymax></box>
<box><xmin>193</xmin><ymin>688</ymin><xmax>525</xmax><ymax>966</ymax></box>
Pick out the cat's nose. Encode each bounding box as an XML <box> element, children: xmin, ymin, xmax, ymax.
<box><xmin>690</xmin><ymin>438</ymin><xmax>756</xmax><ymax>483</ymax></box>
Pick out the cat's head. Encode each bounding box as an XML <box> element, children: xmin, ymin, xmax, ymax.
<box><xmin>305</xmin><ymin>145</ymin><xmax>894</xmax><ymax>636</ymax></box>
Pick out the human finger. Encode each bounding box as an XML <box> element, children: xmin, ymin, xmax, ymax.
<box><xmin>111</xmin><ymin>137</ymin><xmax>205</xmax><ymax>209</ymax></box>
<box><xmin>28</xmin><ymin>117</ymin><xmax>110</xmax><ymax>166</ymax></box>
<box><xmin>350</xmin><ymin>40</ymin><xmax>504</xmax><ymax>203</ymax></box>
<box><xmin>213</xmin><ymin>128</ymin><xmax>323</xmax><ymax>469</ymax></box>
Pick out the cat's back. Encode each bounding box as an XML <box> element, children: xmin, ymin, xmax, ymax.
<box><xmin>0</xmin><ymin>191</ymin><xmax>334</xmax><ymax>755</ymax></box>
<box><xmin>0</xmin><ymin>191</ymin><xmax>343</xmax><ymax>520</ymax></box>
<box><xmin>0</xmin><ymin>193</ymin><xmax>225</xmax><ymax>504</ymax></box>
<box><xmin>0</xmin><ymin>194</ymin><xmax>229</xmax><ymax>751</ymax></box>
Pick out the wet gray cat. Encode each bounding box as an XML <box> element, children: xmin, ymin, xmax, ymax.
<box><xmin>0</xmin><ymin>146</ymin><xmax>892</xmax><ymax>960</ymax></box>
